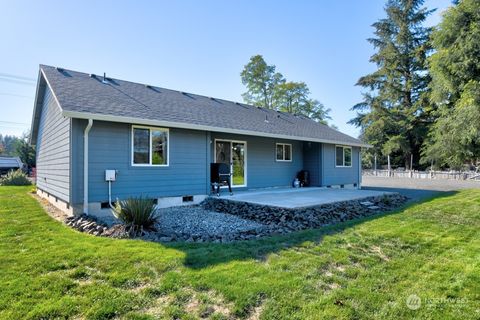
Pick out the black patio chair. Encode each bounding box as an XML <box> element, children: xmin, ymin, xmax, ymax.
<box><xmin>210</xmin><ymin>163</ymin><xmax>233</xmax><ymax>196</ymax></box>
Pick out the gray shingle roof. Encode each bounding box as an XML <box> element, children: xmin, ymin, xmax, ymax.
<box><xmin>0</xmin><ymin>157</ymin><xmax>22</xmax><ymax>169</ymax></box>
<box><xmin>38</xmin><ymin>65</ymin><xmax>367</xmax><ymax>147</ymax></box>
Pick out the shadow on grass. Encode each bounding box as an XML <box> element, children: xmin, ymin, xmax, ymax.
<box><xmin>162</xmin><ymin>191</ymin><xmax>457</xmax><ymax>270</ymax></box>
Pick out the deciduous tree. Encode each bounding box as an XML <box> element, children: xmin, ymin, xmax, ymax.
<box><xmin>240</xmin><ymin>55</ymin><xmax>285</xmax><ymax>109</ymax></box>
<box><xmin>241</xmin><ymin>55</ymin><xmax>331</xmax><ymax>123</ymax></box>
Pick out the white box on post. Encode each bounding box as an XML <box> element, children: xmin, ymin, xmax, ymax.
<box><xmin>105</xmin><ymin>170</ymin><xmax>117</xmax><ymax>182</ymax></box>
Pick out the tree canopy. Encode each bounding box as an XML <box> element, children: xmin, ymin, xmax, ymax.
<box><xmin>422</xmin><ymin>0</ymin><xmax>480</xmax><ymax>169</ymax></box>
<box><xmin>350</xmin><ymin>0</ymin><xmax>434</xmax><ymax>169</ymax></box>
<box><xmin>0</xmin><ymin>133</ymin><xmax>36</xmax><ymax>168</ymax></box>
<box><xmin>241</xmin><ymin>55</ymin><xmax>331</xmax><ymax>124</ymax></box>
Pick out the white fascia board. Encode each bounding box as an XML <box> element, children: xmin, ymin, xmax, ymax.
<box><xmin>62</xmin><ymin>110</ymin><xmax>372</xmax><ymax>148</ymax></box>
<box><xmin>30</xmin><ymin>68</ymin><xmax>66</xmax><ymax>145</ymax></box>
<box><xmin>39</xmin><ymin>68</ymin><xmax>64</xmax><ymax>112</ymax></box>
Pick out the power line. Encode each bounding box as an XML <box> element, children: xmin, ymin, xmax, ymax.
<box><xmin>0</xmin><ymin>78</ymin><xmax>36</xmax><ymax>86</ymax></box>
<box><xmin>0</xmin><ymin>126</ymin><xmax>29</xmax><ymax>130</ymax></box>
<box><xmin>0</xmin><ymin>121</ymin><xmax>30</xmax><ymax>125</ymax></box>
<box><xmin>0</xmin><ymin>92</ymin><xmax>34</xmax><ymax>99</ymax></box>
<box><xmin>0</xmin><ymin>72</ymin><xmax>36</xmax><ymax>82</ymax></box>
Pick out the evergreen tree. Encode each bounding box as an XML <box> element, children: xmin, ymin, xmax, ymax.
<box><xmin>350</xmin><ymin>0</ymin><xmax>434</xmax><ymax>169</ymax></box>
<box><xmin>422</xmin><ymin>0</ymin><xmax>480</xmax><ymax>169</ymax></box>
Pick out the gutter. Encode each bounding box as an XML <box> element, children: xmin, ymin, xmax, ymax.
<box><xmin>83</xmin><ymin>119</ymin><xmax>93</xmax><ymax>214</ymax></box>
<box><xmin>62</xmin><ymin>110</ymin><xmax>372</xmax><ymax>148</ymax></box>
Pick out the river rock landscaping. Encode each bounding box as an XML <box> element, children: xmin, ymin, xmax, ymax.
<box><xmin>60</xmin><ymin>193</ymin><xmax>407</xmax><ymax>243</ymax></box>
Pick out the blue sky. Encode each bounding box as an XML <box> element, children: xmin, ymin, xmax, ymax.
<box><xmin>0</xmin><ymin>0</ymin><xmax>452</xmax><ymax>137</ymax></box>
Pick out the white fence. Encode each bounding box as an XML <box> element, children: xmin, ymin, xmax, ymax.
<box><xmin>363</xmin><ymin>169</ymin><xmax>480</xmax><ymax>181</ymax></box>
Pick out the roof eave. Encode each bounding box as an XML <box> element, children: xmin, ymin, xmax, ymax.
<box><xmin>62</xmin><ymin>110</ymin><xmax>371</xmax><ymax>148</ymax></box>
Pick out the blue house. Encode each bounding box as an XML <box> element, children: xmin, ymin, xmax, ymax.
<box><xmin>30</xmin><ymin>65</ymin><xmax>368</xmax><ymax>219</ymax></box>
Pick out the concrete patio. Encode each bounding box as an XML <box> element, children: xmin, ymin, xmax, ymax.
<box><xmin>217</xmin><ymin>187</ymin><xmax>392</xmax><ymax>209</ymax></box>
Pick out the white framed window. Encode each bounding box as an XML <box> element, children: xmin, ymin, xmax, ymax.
<box><xmin>335</xmin><ymin>145</ymin><xmax>352</xmax><ymax>167</ymax></box>
<box><xmin>131</xmin><ymin>125</ymin><xmax>169</xmax><ymax>166</ymax></box>
<box><xmin>276</xmin><ymin>143</ymin><xmax>292</xmax><ymax>162</ymax></box>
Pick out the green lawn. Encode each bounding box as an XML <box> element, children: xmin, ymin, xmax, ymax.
<box><xmin>0</xmin><ymin>187</ymin><xmax>479</xmax><ymax>319</ymax></box>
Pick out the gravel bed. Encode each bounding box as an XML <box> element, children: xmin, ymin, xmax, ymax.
<box><xmin>61</xmin><ymin>194</ymin><xmax>408</xmax><ymax>243</ymax></box>
<box><xmin>156</xmin><ymin>206</ymin><xmax>265</xmax><ymax>235</ymax></box>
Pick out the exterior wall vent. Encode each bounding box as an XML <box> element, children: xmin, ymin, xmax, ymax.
<box><xmin>182</xmin><ymin>195</ymin><xmax>194</xmax><ymax>203</ymax></box>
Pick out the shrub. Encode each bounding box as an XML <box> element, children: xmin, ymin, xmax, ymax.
<box><xmin>0</xmin><ymin>170</ymin><xmax>31</xmax><ymax>186</ymax></box>
<box><xmin>113</xmin><ymin>197</ymin><xmax>158</xmax><ymax>236</ymax></box>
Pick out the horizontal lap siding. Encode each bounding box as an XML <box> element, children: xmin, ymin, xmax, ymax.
<box><xmin>322</xmin><ymin>144</ymin><xmax>360</xmax><ymax>186</ymax></box>
<box><xmin>210</xmin><ymin>133</ymin><xmax>303</xmax><ymax>189</ymax></box>
<box><xmin>71</xmin><ymin>120</ymin><xmax>207</xmax><ymax>203</ymax></box>
<box><xmin>35</xmin><ymin>87</ymin><xmax>71</xmax><ymax>202</ymax></box>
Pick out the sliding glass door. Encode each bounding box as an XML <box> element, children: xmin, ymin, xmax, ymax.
<box><xmin>215</xmin><ymin>140</ymin><xmax>246</xmax><ymax>187</ymax></box>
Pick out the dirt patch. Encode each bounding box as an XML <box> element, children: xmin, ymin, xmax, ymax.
<box><xmin>143</xmin><ymin>288</ymin><xmax>235</xmax><ymax>319</ymax></box>
<box><xmin>328</xmin><ymin>282</ymin><xmax>341</xmax><ymax>290</ymax></box>
<box><xmin>128</xmin><ymin>282</ymin><xmax>152</xmax><ymax>294</ymax></box>
<box><xmin>143</xmin><ymin>295</ymin><xmax>174</xmax><ymax>317</ymax></box>
<box><xmin>247</xmin><ymin>304</ymin><xmax>264</xmax><ymax>320</ymax></box>
<box><xmin>185</xmin><ymin>295</ymin><xmax>201</xmax><ymax>314</ymax></box>
<box><xmin>186</xmin><ymin>289</ymin><xmax>233</xmax><ymax>318</ymax></box>
<box><xmin>31</xmin><ymin>192</ymin><xmax>69</xmax><ymax>222</ymax></box>
<box><xmin>370</xmin><ymin>245</ymin><xmax>390</xmax><ymax>261</ymax></box>
<box><xmin>334</xmin><ymin>264</ymin><xmax>346</xmax><ymax>273</ymax></box>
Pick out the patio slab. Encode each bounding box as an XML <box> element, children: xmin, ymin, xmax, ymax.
<box><xmin>217</xmin><ymin>187</ymin><xmax>392</xmax><ymax>209</ymax></box>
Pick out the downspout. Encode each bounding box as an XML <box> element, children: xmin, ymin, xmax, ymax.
<box><xmin>83</xmin><ymin>119</ymin><xmax>93</xmax><ymax>214</ymax></box>
<box><xmin>358</xmin><ymin>149</ymin><xmax>362</xmax><ymax>189</ymax></box>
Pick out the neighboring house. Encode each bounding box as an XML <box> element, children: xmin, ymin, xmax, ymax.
<box><xmin>0</xmin><ymin>156</ymin><xmax>23</xmax><ymax>175</ymax></box>
<box><xmin>30</xmin><ymin>65</ymin><xmax>369</xmax><ymax>219</ymax></box>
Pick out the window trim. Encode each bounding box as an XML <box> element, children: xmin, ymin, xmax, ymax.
<box><xmin>335</xmin><ymin>145</ymin><xmax>352</xmax><ymax>168</ymax></box>
<box><xmin>131</xmin><ymin>125</ymin><xmax>169</xmax><ymax>167</ymax></box>
<box><xmin>275</xmin><ymin>143</ymin><xmax>293</xmax><ymax>162</ymax></box>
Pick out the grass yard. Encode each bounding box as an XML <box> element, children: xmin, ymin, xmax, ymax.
<box><xmin>0</xmin><ymin>187</ymin><xmax>479</xmax><ymax>319</ymax></box>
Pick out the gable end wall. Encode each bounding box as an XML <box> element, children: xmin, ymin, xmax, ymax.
<box><xmin>35</xmin><ymin>87</ymin><xmax>71</xmax><ymax>203</ymax></box>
